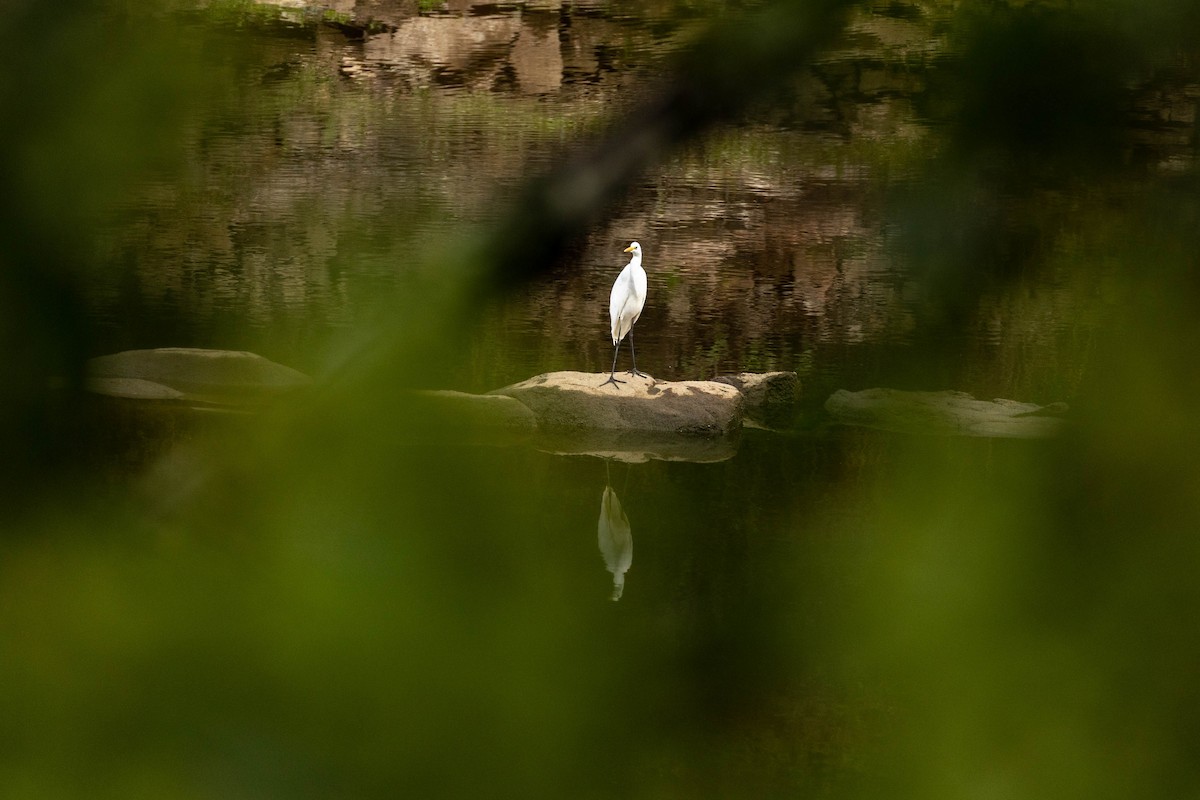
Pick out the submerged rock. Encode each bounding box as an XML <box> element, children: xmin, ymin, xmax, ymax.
<box><xmin>491</xmin><ymin>371</ymin><xmax>744</xmax><ymax>438</ymax></box>
<box><xmin>413</xmin><ymin>390</ymin><xmax>537</xmax><ymax>431</ymax></box>
<box><xmin>825</xmin><ymin>388</ymin><xmax>1068</xmax><ymax>439</ymax></box>
<box><xmin>87</xmin><ymin>348</ymin><xmax>311</xmax><ymax>407</ymax></box>
<box><xmin>713</xmin><ymin>371</ymin><xmax>800</xmax><ymax>428</ymax></box>
<box><xmin>529</xmin><ymin>427</ymin><xmax>739</xmax><ymax>464</ymax></box>
<box><xmin>405</xmin><ymin>389</ymin><xmax>537</xmax><ymax>446</ymax></box>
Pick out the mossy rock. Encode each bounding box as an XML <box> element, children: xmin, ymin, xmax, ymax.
<box><xmin>87</xmin><ymin>348</ymin><xmax>311</xmax><ymax>408</ymax></box>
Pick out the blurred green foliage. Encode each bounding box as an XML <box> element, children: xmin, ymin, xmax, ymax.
<box><xmin>3</xmin><ymin>0</ymin><xmax>1200</xmax><ymax>798</ymax></box>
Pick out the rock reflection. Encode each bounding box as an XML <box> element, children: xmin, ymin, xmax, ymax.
<box><xmin>597</xmin><ymin>475</ymin><xmax>633</xmax><ymax>602</ymax></box>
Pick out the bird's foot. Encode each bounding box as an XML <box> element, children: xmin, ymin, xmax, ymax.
<box><xmin>628</xmin><ymin>368</ymin><xmax>649</xmax><ymax>379</ymax></box>
<box><xmin>601</xmin><ymin>374</ymin><xmax>626</xmax><ymax>389</ymax></box>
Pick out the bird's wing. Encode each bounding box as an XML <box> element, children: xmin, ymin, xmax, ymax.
<box><xmin>609</xmin><ymin>266</ymin><xmax>630</xmax><ymax>320</ymax></box>
<box><xmin>609</xmin><ymin>267</ymin><xmax>635</xmax><ymax>343</ymax></box>
<box><xmin>630</xmin><ymin>266</ymin><xmax>648</xmax><ymax>324</ymax></box>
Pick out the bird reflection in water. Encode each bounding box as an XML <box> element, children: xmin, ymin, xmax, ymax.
<box><xmin>598</xmin><ymin>463</ymin><xmax>633</xmax><ymax>601</ymax></box>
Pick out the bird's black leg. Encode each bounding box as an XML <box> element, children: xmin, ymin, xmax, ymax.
<box><xmin>627</xmin><ymin>333</ymin><xmax>648</xmax><ymax>378</ymax></box>
<box><xmin>601</xmin><ymin>341</ymin><xmax>626</xmax><ymax>388</ymax></box>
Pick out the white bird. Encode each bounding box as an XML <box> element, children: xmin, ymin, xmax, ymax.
<box><xmin>601</xmin><ymin>241</ymin><xmax>648</xmax><ymax>388</ymax></box>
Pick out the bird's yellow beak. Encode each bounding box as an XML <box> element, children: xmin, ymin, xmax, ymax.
<box><xmin>623</xmin><ymin>245</ymin><xmax>635</xmax><ymax>252</ymax></box>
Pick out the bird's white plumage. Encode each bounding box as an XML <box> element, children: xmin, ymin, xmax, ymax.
<box><xmin>609</xmin><ymin>242</ymin><xmax>647</xmax><ymax>346</ymax></box>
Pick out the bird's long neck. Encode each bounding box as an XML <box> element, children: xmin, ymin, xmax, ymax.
<box><xmin>628</xmin><ymin>252</ymin><xmax>642</xmax><ymax>270</ymax></box>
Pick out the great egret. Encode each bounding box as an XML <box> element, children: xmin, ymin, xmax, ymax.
<box><xmin>601</xmin><ymin>241</ymin><xmax>648</xmax><ymax>388</ymax></box>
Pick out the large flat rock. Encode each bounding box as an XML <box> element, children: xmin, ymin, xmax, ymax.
<box><xmin>491</xmin><ymin>371</ymin><xmax>744</xmax><ymax>437</ymax></box>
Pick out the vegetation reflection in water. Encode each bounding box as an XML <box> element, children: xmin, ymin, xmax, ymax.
<box><xmin>85</xmin><ymin>0</ymin><xmax>964</xmax><ymax>395</ymax></box>
<box><xmin>3</xmin><ymin>0</ymin><xmax>1200</xmax><ymax>798</ymax></box>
